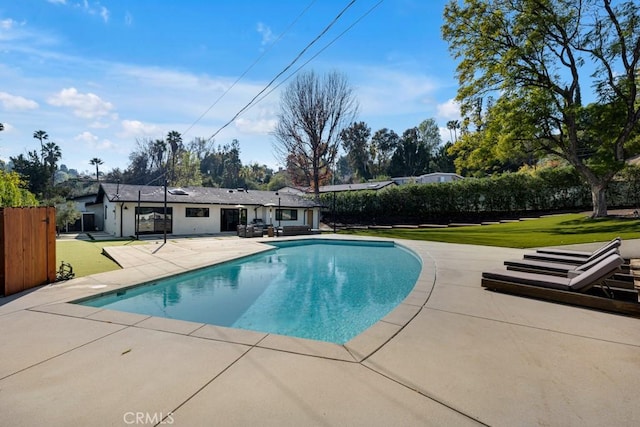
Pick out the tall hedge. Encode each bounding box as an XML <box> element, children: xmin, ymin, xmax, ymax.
<box><xmin>319</xmin><ymin>168</ymin><xmax>633</xmax><ymax>224</ymax></box>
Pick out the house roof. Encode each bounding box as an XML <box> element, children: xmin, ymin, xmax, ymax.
<box><xmin>95</xmin><ymin>183</ymin><xmax>320</xmax><ymax>208</ymax></box>
<box><xmin>392</xmin><ymin>172</ymin><xmax>463</xmax><ymax>181</ymax></box>
<box><xmin>317</xmin><ymin>181</ymin><xmax>396</xmax><ymax>193</ymax></box>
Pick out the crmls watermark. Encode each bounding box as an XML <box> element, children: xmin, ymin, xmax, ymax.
<box><xmin>123</xmin><ymin>411</ymin><xmax>174</xmax><ymax>425</ymax></box>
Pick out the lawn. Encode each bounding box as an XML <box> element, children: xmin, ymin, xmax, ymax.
<box><xmin>338</xmin><ymin>213</ymin><xmax>640</xmax><ymax>248</ymax></box>
<box><xmin>56</xmin><ymin>213</ymin><xmax>640</xmax><ymax>278</ymax></box>
<box><xmin>56</xmin><ymin>239</ymin><xmax>146</xmax><ymax>278</ymax></box>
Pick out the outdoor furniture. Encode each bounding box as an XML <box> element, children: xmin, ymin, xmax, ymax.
<box><xmin>279</xmin><ymin>225</ymin><xmax>312</xmax><ymax>236</ymax></box>
<box><xmin>237</xmin><ymin>225</ymin><xmax>264</xmax><ymax>238</ymax></box>
<box><xmin>533</xmin><ymin>237</ymin><xmax>621</xmax><ymax>258</ymax></box>
<box><xmin>482</xmin><ymin>254</ymin><xmax>640</xmax><ymax>317</ymax></box>
<box><xmin>504</xmin><ymin>246</ymin><xmax>622</xmax><ymax>276</ymax></box>
<box><xmin>522</xmin><ymin>237</ymin><xmax>621</xmax><ymax>264</ymax></box>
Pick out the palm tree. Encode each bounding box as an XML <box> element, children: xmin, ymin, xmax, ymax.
<box><xmin>90</xmin><ymin>157</ymin><xmax>104</xmax><ymax>183</ymax></box>
<box><xmin>446</xmin><ymin>120</ymin><xmax>460</xmax><ymax>143</ymax></box>
<box><xmin>151</xmin><ymin>139</ymin><xmax>166</xmax><ymax>171</ymax></box>
<box><xmin>33</xmin><ymin>130</ymin><xmax>48</xmax><ymax>162</ymax></box>
<box><xmin>166</xmin><ymin>130</ymin><xmax>182</xmax><ymax>184</ymax></box>
<box><xmin>42</xmin><ymin>141</ymin><xmax>62</xmax><ymax>190</ymax></box>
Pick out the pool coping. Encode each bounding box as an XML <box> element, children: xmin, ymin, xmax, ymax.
<box><xmin>29</xmin><ymin>235</ymin><xmax>435</xmax><ymax>363</ymax></box>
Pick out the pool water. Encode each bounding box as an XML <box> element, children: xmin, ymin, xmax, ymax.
<box><xmin>78</xmin><ymin>239</ymin><xmax>422</xmax><ymax>344</ymax></box>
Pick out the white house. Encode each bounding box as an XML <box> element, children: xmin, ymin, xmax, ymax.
<box><xmin>317</xmin><ymin>181</ymin><xmax>396</xmax><ymax>193</ymax></box>
<box><xmin>88</xmin><ymin>183</ymin><xmax>322</xmax><ymax>238</ymax></box>
<box><xmin>392</xmin><ymin>172</ymin><xmax>464</xmax><ymax>185</ymax></box>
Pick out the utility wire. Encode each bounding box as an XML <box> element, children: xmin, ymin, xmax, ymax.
<box><xmin>180</xmin><ymin>0</ymin><xmax>317</xmax><ymax>138</ymax></box>
<box><xmin>206</xmin><ymin>0</ymin><xmax>358</xmax><ymax>142</ymax></box>
<box><xmin>249</xmin><ymin>0</ymin><xmax>384</xmax><ymax>114</ymax></box>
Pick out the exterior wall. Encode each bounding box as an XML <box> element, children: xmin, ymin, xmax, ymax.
<box><xmin>103</xmin><ymin>201</ymin><xmax>321</xmax><ymax>237</ymax></box>
<box><xmin>85</xmin><ymin>204</ymin><xmax>104</xmax><ymax>231</ymax></box>
<box><xmin>418</xmin><ymin>173</ymin><xmax>463</xmax><ymax>184</ymax></box>
<box><xmin>103</xmin><ymin>199</ymin><xmax>119</xmax><ymax>236</ymax></box>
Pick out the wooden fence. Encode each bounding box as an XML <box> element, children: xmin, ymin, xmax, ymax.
<box><xmin>0</xmin><ymin>207</ymin><xmax>56</xmax><ymax>296</ymax></box>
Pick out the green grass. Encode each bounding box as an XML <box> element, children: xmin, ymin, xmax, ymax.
<box><xmin>55</xmin><ymin>214</ymin><xmax>639</xmax><ymax>278</ymax></box>
<box><xmin>56</xmin><ymin>239</ymin><xmax>145</xmax><ymax>278</ymax></box>
<box><xmin>339</xmin><ymin>213</ymin><xmax>640</xmax><ymax>248</ymax></box>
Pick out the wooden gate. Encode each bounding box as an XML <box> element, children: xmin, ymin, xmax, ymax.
<box><xmin>0</xmin><ymin>207</ymin><xmax>56</xmax><ymax>296</ymax></box>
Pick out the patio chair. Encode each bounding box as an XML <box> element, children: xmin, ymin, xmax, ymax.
<box><xmin>533</xmin><ymin>237</ymin><xmax>620</xmax><ymax>258</ymax></box>
<box><xmin>482</xmin><ymin>253</ymin><xmax>640</xmax><ymax>317</ymax></box>
<box><xmin>504</xmin><ymin>246</ymin><xmax>622</xmax><ymax>276</ymax></box>
<box><xmin>522</xmin><ymin>237</ymin><xmax>622</xmax><ymax>264</ymax></box>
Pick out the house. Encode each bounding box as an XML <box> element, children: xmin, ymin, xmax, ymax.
<box><xmin>87</xmin><ymin>183</ymin><xmax>321</xmax><ymax>238</ymax></box>
<box><xmin>317</xmin><ymin>181</ymin><xmax>396</xmax><ymax>193</ymax></box>
<box><xmin>65</xmin><ymin>193</ymin><xmax>98</xmax><ymax>232</ymax></box>
<box><xmin>278</xmin><ymin>181</ymin><xmax>396</xmax><ymax>195</ymax></box>
<box><xmin>392</xmin><ymin>172</ymin><xmax>464</xmax><ymax>185</ymax></box>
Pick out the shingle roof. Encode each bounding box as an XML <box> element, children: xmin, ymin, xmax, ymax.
<box><xmin>96</xmin><ymin>183</ymin><xmax>320</xmax><ymax>208</ymax></box>
<box><xmin>317</xmin><ymin>181</ymin><xmax>396</xmax><ymax>193</ymax></box>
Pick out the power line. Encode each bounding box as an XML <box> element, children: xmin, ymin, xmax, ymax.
<box><xmin>249</xmin><ymin>0</ymin><xmax>384</xmax><ymax>114</ymax></box>
<box><xmin>206</xmin><ymin>0</ymin><xmax>358</xmax><ymax>142</ymax></box>
<box><xmin>180</xmin><ymin>0</ymin><xmax>318</xmax><ymax>139</ymax></box>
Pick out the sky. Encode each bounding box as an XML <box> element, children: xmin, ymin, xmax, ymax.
<box><xmin>0</xmin><ymin>0</ymin><xmax>461</xmax><ymax>175</ymax></box>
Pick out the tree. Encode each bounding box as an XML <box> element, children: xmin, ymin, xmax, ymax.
<box><xmin>10</xmin><ymin>151</ymin><xmax>47</xmax><ymax>196</ymax></box>
<box><xmin>0</xmin><ymin>170</ymin><xmax>38</xmax><ymax>207</ymax></box>
<box><xmin>166</xmin><ymin>130</ymin><xmax>183</xmax><ymax>185</ymax></box>
<box><xmin>442</xmin><ymin>0</ymin><xmax>640</xmax><ymax>217</ymax></box>
<box><xmin>172</xmin><ymin>151</ymin><xmax>202</xmax><ymax>187</ymax></box>
<box><xmin>370</xmin><ymin>128</ymin><xmax>400</xmax><ymax>177</ymax></box>
<box><xmin>42</xmin><ymin>142</ymin><xmax>62</xmax><ymax>197</ymax></box>
<box><xmin>56</xmin><ymin>200</ymin><xmax>82</xmax><ymax>233</ymax></box>
<box><xmin>340</xmin><ymin>121</ymin><xmax>372</xmax><ymax>181</ymax></box>
<box><xmin>418</xmin><ymin>118</ymin><xmax>443</xmax><ymax>172</ymax></box>
<box><xmin>446</xmin><ymin>120</ymin><xmax>460</xmax><ymax>143</ymax></box>
<box><xmin>389</xmin><ymin>127</ymin><xmax>431</xmax><ymax>177</ymax></box>
<box><xmin>89</xmin><ymin>158</ymin><xmax>103</xmax><ymax>183</ymax></box>
<box><xmin>33</xmin><ymin>130</ymin><xmax>48</xmax><ymax>162</ymax></box>
<box><xmin>273</xmin><ymin>70</ymin><xmax>358</xmax><ymax>199</ymax></box>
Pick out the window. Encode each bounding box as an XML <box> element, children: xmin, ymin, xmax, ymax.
<box><xmin>275</xmin><ymin>209</ymin><xmax>298</xmax><ymax>221</ymax></box>
<box><xmin>186</xmin><ymin>208</ymin><xmax>209</xmax><ymax>218</ymax></box>
<box><xmin>135</xmin><ymin>207</ymin><xmax>173</xmax><ymax>234</ymax></box>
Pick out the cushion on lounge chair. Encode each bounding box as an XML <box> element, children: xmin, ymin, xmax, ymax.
<box><xmin>535</xmin><ymin>237</ymin><xmax>620</xmax><ymax>258</ymax></box>
<box><xmin>505</xmin><ymin>247</ymin><xmax>620</xmax><ymax>275</ymax></box>
<box><xmin>483</xmin><ymin>254</ymin><xmax>624</xmax><ymax>292</ymax></box>
<box><xmin>568</xmin><ymin>254</ymin><xmax>624</xmax><ymax>291</ymax></box>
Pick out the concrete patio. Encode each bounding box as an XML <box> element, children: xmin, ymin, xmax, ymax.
<box><xmin>1</xmin><ymin>235</ymin><xmax>639</xmax><ymax>426</ymax></box>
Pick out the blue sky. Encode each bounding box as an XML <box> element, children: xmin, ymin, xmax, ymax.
<box><xmin>0</xmin><ymin>0</ymin><xmax>460</xmax><ymax>175</ymax></box>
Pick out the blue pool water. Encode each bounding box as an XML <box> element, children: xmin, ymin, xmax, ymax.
<box><xmin>78</xmin><ymin>239</ymin><xmax>421</xmax><ymax>344</ymax></box>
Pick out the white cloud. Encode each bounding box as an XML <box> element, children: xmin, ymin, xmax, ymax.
<box><xmin>47</xmin><ymin>87</ymin><xmax>115</xmax><ymax>119</ymax></box>
<box><xmin>0</xmin><ymin>92</ymin><xmax>39</xmax><ymax>110</ymax></box>
<box><xmin>256</xmin><ymin>22</ymin><xmax>275</xmax><ymax>45</ymax></box>
<box><xmin>99</xmin><ymin>6</ymin><xmax>110</xmax><ymax>23</ymax></box>
<box><xmin>74</xmin><ymin>130</ymin><xmax>98</xmax><ymax>144</ymax></box>
<box><xmin>235</xmin><ymin>117</ymin><xmax>277</xmax><ymax>134</ymax></box>
<box><xmin>47</xmin><ymin>0</ymin><xmax>67</xmax><ymax>4</ymax></box>
<box><xmin>1</xmin><ymin>19</ymin><xmax>16</xmax><ymax>30</ymax></box>
<box><xmin>118</xmin><ymin>120</ymin><xmax>160</xmax><ymax>139</ymax></box>
<box><xmin>436</xmin><ymin>98</ymin><xmax>461</xmax><ymax>121</ymax></box>
<box><xmin>74</xmin><ymin>131</ymin><xmax>114</xmax><ymax>149</ymax></box>
<box><xmin>124</xmin><ymin>11</ymin><xmax>133</xmax><ymax>26</ymax></box>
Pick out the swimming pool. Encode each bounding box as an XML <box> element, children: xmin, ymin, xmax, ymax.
<box><xmin>77</xmin><ymin>239</ymin><xmax>422</xmax><ymax>344</ymax></box>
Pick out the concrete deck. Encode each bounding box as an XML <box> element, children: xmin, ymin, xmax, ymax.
<box><xmin>1</xmin><ymin>235</ymin><xmax>639</xmax><ymax>426</ymax></box>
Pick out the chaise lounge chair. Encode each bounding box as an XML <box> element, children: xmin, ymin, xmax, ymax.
<box><xmin>482</xmin><ymin>253</ymin><xmax>640</xmax><ymax>317</ymax></box>
<box><xmin>532</xmin><ymin>237</ymin><xmax>620</xmax><ymax>258</ymax></box>
<box><xmin>504</xmin><ymin>246</ymin><xmax>623</xmax><ymax>276</ymax></box>
<box><xmin>522</xmin><ymin>237</ymin><xmax>622</xmax><ymax>264</ymax></box>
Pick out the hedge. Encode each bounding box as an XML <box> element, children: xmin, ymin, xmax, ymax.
<box><xmin>319</xmin><ymin>169</ymin><xmax>636</xmax><ymax>224</ymax></box>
